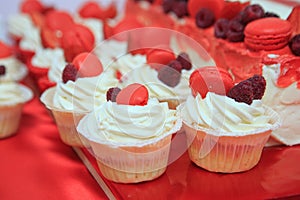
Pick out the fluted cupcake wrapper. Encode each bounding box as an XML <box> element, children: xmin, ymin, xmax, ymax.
<box><xmin>0</xmin><ymin>104</ymin><xmax>24</xmax><ymax>138</ymax></box>
<box><xmin>90</xmin><ymin>135</ymin><xmax>172</xmax><ymax>183</ymax></box>
<box><xmin>40</xmin><ymin>87</ymin><xmax>90</xmax><ymax>148</ymax></box>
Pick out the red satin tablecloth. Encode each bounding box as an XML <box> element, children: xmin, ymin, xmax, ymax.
<box><xmin>0</xmin><ymin>95</ymin><xmax>108</xmax><ymax>200</ymax></box>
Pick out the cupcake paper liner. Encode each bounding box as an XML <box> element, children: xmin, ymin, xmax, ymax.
<box><xmin>0</xmin><ymin>85</ymin><xmax>33</xmax><ymax>139</ymax></box>
<box><xmin>40</xmin><ymin>87</ymin><xmax>90</xmax><ymax>147</ymax></box>
<box><xmin>178</xmin><ymin>104</ymin><xmax>281</xmax><ymax>173</ymax></box>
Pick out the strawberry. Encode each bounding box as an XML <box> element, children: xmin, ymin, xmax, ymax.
<box><xmin>40</xmin><ymin>27</ymin><xmax>61</xmax><ymax>48</ymax></box>
<box><xmin>78</xmin><ymin>1</ymin><xmax>102</xmax><ymax>19</ymax></box>
<box><xmin>45</xmin><ymin>10</ymin><xmax>74</xmax><ymax>32</ymax></box>
<box><xmin>0</xmin><ymin>41</ymin><xmax>13</xmax><ymax>58</ymax></box>
<box><xmin>220</xmin><ymin>1</ymin><xmax>250</xmax><ymax>20</ymax></box>
<box><xmin>189</xmin><ymin>66</ymin><xmax>234</xmax><ymax>98</ymax></box>
<box><xmin>116</xmin><ymin>83</ymin><xmax>149</xmax><ymax>106</ymax></box>
<box><xmin>20</xmin><ymin>0</ymin><xmax>44</xmax><ymax>14</ymax></box>
<box><xmin>146</xmin><ymin>48</ymin><xmax>176</xmax><ymax>71</ymax></box>
<box><xmin>287</xmin><ymin>5</ymin><xmax>300</xmax><ymax>36</ymax></box>
<box><xmin>72</xmin><ymin>52</ymin><xmax>103</xmax><ymax>77</ymax></box>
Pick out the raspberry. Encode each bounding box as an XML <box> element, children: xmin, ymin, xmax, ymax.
<box><xmin>62</xmin><ymin>63</ymin><xmax>78</xmax><ymax>83</ymax></box>
<box><xmin>264</xmin><ymin>12</ymin><xmax>279</xmax><ymax>18</ymax></box>
<box><xmin>195</xmin><ymin>8</ymin><xmax>215</xmax><ymax>28</ymax></box>
<box><xmin>135</xmin><ymin>0</ymin><xmax>154</xmax><ymax>3</ymax></box>
<box><xmin>172</xmin><ymin>1</ymin><xmax>188</xmax><ymax>18</ymax></box>
<box><xmin>176</xmin><ymin>52</ymin><xmax>192</xmax><ymax>70</ymax></box>
<box><xmin>227</xmin><ymin>80</ymin><xmax>254</xmax><ymax>105</ymax></box>
<box><xmin>162</xmin><ymin>0</ymin><xmax>174</xmax><ymax>13</ymax></box>
<box><xmin>214</xmin><ymin>18</ymin><xmax>230</xmax><ymax>39</ymax></box>
<box><xmin>158</xmin><ymin>65</ymin><xmax>181</xmax><ymax>87</ymax></box>
<box><xmin>241</xmin><ymin>4</ymin><xmax>265</xmax><ymax>25</ymax></box>
<box><xmin>289</xmin><ymin>34</ymin><xmax>300</xmax><ymax>56</ymax></box>
<box><xmin>248</xmin><ymin>75</ymin><xmax>266</xmax><ymax>99</ymax></box>
<box><xmin>226</xmin><ymin>20</ymin><xmax>245</xmax><ymax>42</ymax></box>
<box><xmin>168</xmin><ymin>60</ymin><xmax>182</xmax><ymax>73</ymax></box>
<box><xmin>0</xmin><ymin>65</ymin><xmax>6</xmax><ymax>76</ymax></box>
<box><xmin>106</xmin><ymin>87</ymin><xmax>121</xmax><ymax>102</ymax></box>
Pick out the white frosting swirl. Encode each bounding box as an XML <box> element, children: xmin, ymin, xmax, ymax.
<box><xmin>120</xmin><ymin>65</ymin><xmax>192</xmax><ymax>101</ymax></box>
<box><xmin>109</xmin><ymin>53</ymin><xmax>146</xmax><ymax>76</ymax></box>
<box><xmin>31</xmin><ymin>48</ymin><xmax>65</xmax><ymax>69</ymax></box>
<box><xmin>77</xmin><ymin>98</ymin><xmax>180</xmax><ymax>146</ymax></box>
<box><xmin>19</xmin><ymin>27</ymin><xmax>42</xmax><ymax>51</ymax></box>
<box><xmin>0</xmin><ymin>82</ymin><xmax>33</xmax><ymax>105</ymax></box>
<box><xmin>7</xmin><ymin>14</ymin><xmax>35</xmax><ymax>38</ymax></box>
<box><xmin>46</xmin><ymin>71</ymin><xmax>118</xmax><ymax>112</ymax></box>
<box><xmin>0</xmin><ymin>56</ymin><xmax>27</xmax><ymax>81</ymax></box>
<box><xmin>262</xmin><ymin>59</ymin><xmax>300</xmax><ymax>145</ymax></box>
<box><xmin>181</xmin><ymin>93</ymin><xmax>276</xmax><ymax>135</ymax></box>
<box><xmin>47</xmin><ymin>58</ymin><xmax>67</xmax><ymax>83</ymax></box>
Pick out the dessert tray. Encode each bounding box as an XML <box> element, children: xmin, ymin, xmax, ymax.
<box><xmin>73</xmin><ymin>135</ymin><xmax>300</xmax><ymax>200</ymax></box>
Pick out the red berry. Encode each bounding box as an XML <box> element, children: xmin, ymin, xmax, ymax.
<box><xmin>62</xmin><ymin>63</ymin><xmax>78</xmax><ymax>83</ymax></box>
<box><xmin>214</xmin><ymin>18</ymin><xmax>229</xmax><ymax>39</ymax></box>
<box><xmin>195</xmin><ymin>8</ymin><xmax>215</xmax><ymax>28</ymax></box>
<box><xmin>158</xmin><ymin>65</ymin><xmax>181</xmax><ymax>87</ymax></box>
<box><xmin>172</xmin><ymin>1</ymin><xmax>188</xmax><ymax>18</ymax></box>
<box><xmin>0</xmin><ymin>65</ymin><xmax>6</xmax><ymax>76</ymax></box>
<box><xmin>289</xmin><ymin>34</ymin><xmax>300</xmax><ymax>56</ymax></box>
<box><xmin>226</xmin><ymin>20</ymin><xmax>245</xmax><ymax>42</ymax></box>
<box><xmin>162</xmin><ymin>0</ymin><xmax>174</xmax><ymax>13</ymax></box>
<box><xmin>116</xmin><ymin>83</ymin><xmax>149</xmax><ymax>106</ymax></box>
<box><xmin>248</xmin><ymin>75</ymin><xmax>266</xmax><ymax>99</ymax></box>
<box><xmin>264</xmin><ymin>12</ymin><xmax>279</xmax><ymax>18</ymax></box>
<box><xmin>241</xmin><ymin>4</ymin><xmax>265</xmax><ymax>25</ymax></box>
<box><xmin>168</xmin><ymin>60</ymin><xmax>182</xmax><ymax>73</ymax></box>
<box><xmin>106</xmin><ymin>87</ymin><xmax>121</xmax><ymax>102</ymax></box>
<box><xmin>146</xmin><ymin>49</ymin><xmax>176</xmax><ymax>71</ymax></box>
<box><xmin>176</xmin><ymin>52</ymin><xmax>192</xmax><ymax>70</ymax></box>
<box><xmin>72</xmin><ymin>52</ymin><xmax>103</xmax><ymax>77</ymax></box>
<box><xmin>227</xmin><ymin>80</ymin><xmax>254</xmax><ymax>105</ymax></box>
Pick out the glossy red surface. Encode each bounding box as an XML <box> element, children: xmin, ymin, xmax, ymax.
<box><xmin>81</xmin><ymin>131</ymin><xmax>300</xmax><ymax>200</ymax></box>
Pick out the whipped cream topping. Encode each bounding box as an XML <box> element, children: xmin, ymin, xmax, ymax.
<box><xmin>31</xmin><ymin>48</ymin><xmax>65</xmax><ymax>69</ymax></box>
<box><xmin>19</xmin><ymin>27</ymin><xmax>42</xmax><ymax>51</ymax></box>
<box><xmin>262</xmin><ymin>60</ymin><xmax>300</xmax><ymax>145</ymax></box>
<box><xmin>0</xmin><ymin>82</ymin><xmax>33</xmax><ymax>106</ymax></box>
<box><xmin>47</xmin><ymin>71</ymin><xmax>118</xmax><ymax>112</ymax></box>
<box><xmin>7</xmin><ymin>14</ymin><xmax>35</xmax><ymax>38</ymax></box>
<box><xmin>109</xmin><ymin>53</ymin><xmax>146</xmax><ymax>76</ymax></box>
<box><xmin>93</xmin><ymin>39</ymin><xmax>128</xmax><ymax>68</ymax></box>
<box><xmin>120</xmin><ymin>65</ymin><xmax>192</xmax><ymax>101</ymax></box>
<box><xmin>180</xmin><ymin>93</ymin><xmax>277</xmax><ymax>135</ymax></box>
<box><xmin>47</xmin><ymin>59</ymin><xmax>67</xmax><ymax>83</ymax></box>
<box><xmin>0</xmin><ymin>56</ymin><xmax>27</xmax><ymax>81</ymax></box>
<box><xmin>77</xmin><ymin>98</ymin><xmax>180</xmax><ymax>146</ymax></box>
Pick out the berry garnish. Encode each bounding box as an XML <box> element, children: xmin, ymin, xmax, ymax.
<box><xmin>248</xmin><ymin>75</ymin><xmax>266</xmax><ymax>99</ymax></box>
<box><xmin>158</xmin><ymin>65</ymin><xmax>181</xmax><ymax>87</ymax></box>
<box><xmin>176</xmin><ymin>52</ymin><xmax>192</xmax><ymax>70</ymax></box>
<box><xmin>214</xmin><ymin>18</ymin><xmax>229</xmax><ymax>39</ymax></box>
<box><xmin>189</xmin><ymin>66</ymin><xmax>234</xmax><ymax>98</ymax></box>
<box><xmin>146</xmin><ymin>49</ymin><xmax>176</xmax><ymax>71</ymax></box>
<box><xmin>240</xmin><ymin>4</ymin><xmax>265</xmax><ymax>25</ymax></box>
<box><xmin>227</xmin><ymin>75</ymin><xmax>266</xmax><ymax>104</ymax></box>
<box><xmin>264</xmin><ymin>12</ymin><xmax>279</xmax><ymax>18</ymax></box>
<box><xmin>116</xmin><ymin>83</ymin><xmax>149</xmax><ymax>106</ymax></box>
<box><xmin>72</xmin><ymin>52</ymin><xmax>103</xmax><ymax>77</ymax></box>
<box><xmin>287</xmin><ymin>6</ymin><xmax>300</xmax><ymax>37</ymax></box>
<box><xmin>226</xmin><ymin>20</ymin><xmax>245</xmax><ymax>42</ymax></box>
<box><xmin>135</xmin><ymin>0</ymin><xmax>154</xmax><ymax>3</ymax></box>
<box><xmin>168</xmin><ymin>60</ymin><xmax>182</xmax><ymax>73</ymax></box>
<box><xmin>289</xmin><ymin>34</ymin><xmax>300</xmax><ymax>56</ymax></box>
<box><xmin>227</xmin><ymin>79</ymin><xmax>254</xmax><ymax>105</ymax></box>
<box><xmin>106</xmin><ymin>87</ymin><xmax>121</xmax><ymax>102</ymax></box>
<box><xmin>62</xmin><ymin>63</ymin><xmax>78</xmax><ymax>83</ymax></box>
<box><xmin>195</xmin><ymin>8</ymin><xmax>215</xmax><ymax>28</ymax></box>
<box><xmin>162</xmin><ymin>0</ymin><xmax>173</xmax><ymax>13</ymax></box>
<box><xmin>172</xmin><ymin>1</ymin><xmax>189</xmax><ymax>18</ymax></box>
<box><xmin>0</xmin><ymin>65</ymin><xmax>6</xmax><ymax>76</ymax></box>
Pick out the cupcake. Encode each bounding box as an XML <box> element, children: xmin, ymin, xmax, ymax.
<box><xmin>40</xmin><ymin>53</ymin><xmax>117</xmax><ymax>147</ymax></box>
<box><xmin>0</xmin><ymin>41</ymin><xmax>27</xmax><ymax>82</ymax></box>
<box><xmin>77</xmin><ymin>83</ymin><xmax>182</xmax><ymax>183</ymax></box>
<box><xmin>0</xmin><ymin>66</ymin><xmax>33</xmax><ymax>139</ymax></box>
<box><xmin>178</xmin><ymin>66</ymin><xmax>281</xmax><ymax>173</ymax></box>
<box><xmin>262</xmin><ymin>53</ymin><xmax>300</xmax><ymax>146</ymax></box>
